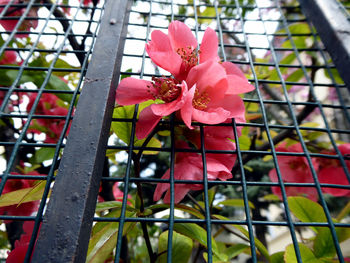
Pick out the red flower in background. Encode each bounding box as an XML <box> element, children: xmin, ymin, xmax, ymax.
<box><xmin>268</xmin><ymin>143</ymin><xmax>318</xmax><ymax>201</ymax></box>
<box><xmin>0</xmin><ymin>0</ymin><xmax>38</xmax><ymax>38</ymax></box>
<box><xmin>26</xmin><ymin>93</ymin><xmax>71</xmax><ymax>143</ymax></box>
<box><xmin>316</xmin><ymin>143</ymin><xmax>350</xmax><ymax>197</ymax></box>
<box><xmin>0</xmin><ymin>171</ymin><xmax>44</xmax><ymax>222</ymax></box>
<box><xmin>6</xmin><ymin>221</ymin><xmax>40</xmax><ymax>263</ymax></box>
<box><xmin>0</xmin><ymin>50</ymin><xmax>18</xmax><ymax>65</ymax></box>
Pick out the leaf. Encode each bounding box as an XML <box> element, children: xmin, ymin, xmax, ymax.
<box><xmin>32</xmin><ymin>147</ymin><xmax>56</xmax><ymax>163</ymax></box>
<box><xmin>284</xmin><ymin>243</ymin><xmax>319</xmax><ymax>263</ymax></box>
<box><xmin>212</xmin><ymin>214</ymin><xmax>270</xmax><ymax>261</ymax></box>
<box><xmin>87</xmin><ymin>210</ymin><xmax>136</xmax><ymax>263</ymax></box>
<box><xmin>288</xmin><ymin>197</ymin><xmax>327</xmax><ymax>232</ymax></box>
<box><xmin>133</xmin><ymin>136</ymin><xmax>161</xmax><ymax>155</ymax></box>
<box><xmin>286</xmin><ymin>69</ymin><xmax>304</xmax><ymax>85</ymax></box>
<box><xmin>173</xmin><ymin>223</ymin><xmax>220</xmax><ymax>257</ymax></box>
<box><xmin>270</xmin><ymin>251</ymin><xmax>285</xmax><ymax>263</ymax></box>
<box><xmin>147</xmin><ymin>204</ymin><xmax>204</xmax><ymax>219</ymax></box>
<box><xmin>95</xmin><ymin>201</ymin><xmax>136</xmax><ymax>213</ymax></box>
<box><xmin>158</xmin><ymin>231</ymin><xmax>193</xmax><ymax>263</ymax></box>
<box><xmin>263</xmin><ymin>194</ymin><xmax>280</xmax><ymax>201</ymax></box>
<box><xmin>313</xmin><ymin>227</ymin><xmax>336</xmax><ymax>259</ymax></box>
<box><xmin>111</xmin><ymin>100</ymin><xmax>155</xmax><ymax>145</ymax></box>
<box><xmin>217</xmin><ymin>199</ymin><xmax>255</xmax><ymax>209</ymax></box>
<box><xmin>0</xmin><ymin>181</ymin><xmax>46</xmax><ymax>207</ymax></box>
<box><xmin>225</xmin><ymin>243</ymin><xmax>250</xmax><ymax>260</ymax></box>
<box><xmin>50</xmin><ymin>58</ymin><xmax>79</xmax><ymax>77</ymax></box>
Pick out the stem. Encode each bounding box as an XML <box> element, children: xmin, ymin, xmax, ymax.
<box><xmin>42</xmin><ymin>0</ymin><xmax>85</xmax><ymax>66</ymax></box>
<box><xmin>336</xmin><ymin>201</ymin><xmax>350</xmax><ymax>221</ymax></box>
<box><xmin>187</xmin><ymin>194</ymin><xmax>250</xmax><ymax>243</ymax></box>
<box><xmin>131</xmin><ymin>128</ymin><xmax>161</xmax><ymax>263</ymax></box>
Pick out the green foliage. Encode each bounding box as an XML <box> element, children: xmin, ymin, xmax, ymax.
<box><xmin>158</xmin><ymin>231</ymin><xmax>193</xmax><ymax>263</ymax></box>
<box><xmin>0</xmin><ymin>181</ymin><xmax>46</xmax><ymax>208</ymax></box>
<box><xmin>284</xmin><ymin>243</ymin><xmax>320</xmax><ymax>263</ymax></box>
<box><xmin>173</xmin><ymin>222</ymin><xmax>221</xmax><ymax>259</ymax></box>
<box><xmin>111</xmin><ymin>102</ymin><xmax>162</xmax><ymax>155</ymax></box>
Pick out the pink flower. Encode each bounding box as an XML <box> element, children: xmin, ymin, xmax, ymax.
<box><xmin>146</xmin><ymin>20</ymin><xmax>219</xmax><ymax>80</ymax></box>
<box><xmin>26</xmin><ymin>93</ymin><xmax>71</xmax><ymax>143</ymax></box>
<box><xmin>187</xmin><ymin>123</ymin><xmax>238</xmax><ymax>175</ymax></box>
<box><xmin>113</xmin><ymin>182</ymin><xmax>132</xmax><ymax>205</ymax></box>
<box><xmin>0</xmin><ymin>50</ymin><xmax>18</xmax><ymax>65</ymax></box>
<box><xmin>6</xmin><ymin>221</ymin><xmax>40</xmax><ymax>263</ymax></box>
<box><xmin>268</xmin><ymin>143</ymin><xmax>318</xmax><ymax>201</ymax></box>
<box><xmin>316</xmin><ymin>144</ymin><xmax>350</xmax><ymax>197</ymax></box>
<box><xmin>116</xmin><ymin>77</ymin><xmax>189</xmax><ymax>139</ymax></box>
<box><xmin>181</xmin><ymin>60</ymin><xmax>253</xmax><ymax>128</ymax></box>
<box><xmin>0</xmin><ymin>0</ymin><xmax>38</xmax><ymax>38</ymax></box>
<box><xmin>154</xmin><ymin>150</ymin><xmax>232</xmax><ymax>204</ymax></box>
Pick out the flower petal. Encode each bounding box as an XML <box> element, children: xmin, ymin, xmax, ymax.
<box><xmin>192</xmin><ymin>107</ymin><xmax>231</xmax><ymax>125</ymax></box>
<box><xmin>116</xmin><ymin>78</ymin><xmax>154</xmax><ymax>105</ymax></box>
<box><xmin>180</xmin><ymin>85</ymin><xmax>196</xmax><ymax>129</ymax></box>
<box><xmin>168</xmin><ymin>21</ymin><xmax>197</xmax><ymax>51</ymax></box>
<box><xmin>146</xmin><ymin>30</ymin><xmax>183</xmax><ymax>76</ymax></box>
<box><xmin>199</xmin><ymin>27</ymin><xmax>219</xmax><ymax>63</ymax></box>
<box><xmin>136</xmin><ymin>106</ymin><xmax>162</xmax><ymax>139</ymax></box>
<box><xmin>186</xmin><ymin>60</ymin><xmax>227</xmax><ymax>95</ymax></box>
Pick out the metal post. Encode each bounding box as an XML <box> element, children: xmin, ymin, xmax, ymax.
<box><xmin>298</xmin><ymin>0</ymin><xmax>350</xmax><ymax>90</ymax></box>
<box><xmin>31</xmin><ymin>0</ymin><xmax>131</xmax><ymax>262</ymax></box>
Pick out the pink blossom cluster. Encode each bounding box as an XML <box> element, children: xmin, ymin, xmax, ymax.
<box><xmin>269</xmin><ymin>143</ymin><xmax>350</xmax><ymax>201</ymax></box>
<box><xmin>26</xmin><ymin>93</ymin><xmax>71</xmax><ymax>143</ymax></box>
<box><xmin>6</xmin><ymin>221</ymin><xmax>40</xmax><ymax>263</ymax></box>
<box><xmin>0</xmin><ymin>0</ymin><xmax>38</xmax><ymax>37</ymax></box>
<box><xmin>116</xmin><ymin>21</ymin><xmax>254</xmax><ymax>203</ymax></box>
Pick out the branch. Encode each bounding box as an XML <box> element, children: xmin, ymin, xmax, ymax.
<box><xmin>42</xmin><ymin>0</ymin><xmax>85</xmax><ymax>66</ymax></box>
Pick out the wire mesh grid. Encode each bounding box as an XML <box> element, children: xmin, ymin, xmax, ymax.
<box><xmin>102</xmin><ymin>0</ymin><xmax>350</xmax><ymax>262</ymax></box>
<box><xmin>0</xmin><ymin>0</ymin><xmax>104</xmax><ymax>261</ymax></box>
<box><xmin>0</xmin><ymin>0</ymin><xmax>350</xmax><ymax>262</ymax></box>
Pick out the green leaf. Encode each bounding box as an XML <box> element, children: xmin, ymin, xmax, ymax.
<box><xmin>46</xmin><ymin>74</ymin><xmax>73</xmax><ymax>103</ymax></box>
<box><xmin>212</xmin><ymin>215</ymin><xmax>270</xmax><ymax>261</ymax></box>
<box><xmin>284</xmin><ymin>243</ymin><xmax>319</xmax><ymax>263</ymax></box>
<box><xmin>158</xmin><ymin>230</ymin><xmax>193</xmax><ymax>263</ymax></box>
<box><xmin>147</xmin><ymin>204</ymin><xmax>204</xmax><ymax>219</ymax></box>
<box><xmin>313</xmin><ymin>227</ymin><xmax>336</xmax><ymax>259</ymax></box>
<box><xmin>133</xmin><ymin>136</ymin><xmax>161</xmax><ymax>155</ymax></box>
<box><xmin>288</xmin><ymin>196</ymin><xmax>327</xmax><ymax>232</ymax></box>
<box><xmin>87</xmin><ymin>210</ymin><xmax>136</xmax><ymax>263</ymax></box>
<box><xmin>217</xmin><ymin>199</ymin><xmax>255</xmax><ymax>209</ymax></box>
<box><xmin>111</xmin><ymin>101</ymin><xmax>157</xmax><ymax>154</ymax></box>
<box><xmin>286</xmin><ymin>69</ymin><xmax>304</xmax><ymax>85</ymax></box>
<box><xmin>50</xmin><ymin>58</ymin><xmax>79</xmax><ymax>77</ymax></box>
<box><xmin>95</xmin><ymin>201</ymin><xmax>136</xmax><ymax>213</ymax></box>
<box><xmin>225</xmin><ymin>243</ymin><xmax>250</xmax><ymax>260</ymax></box>
<box><xmin>0</xmin><ymin>181</ymin><xmax>46</xmax><ymax>207</ymax></box>
<box><xmin>173</xmin><ymin>223</ymin><xmax>220</xmax><ymax>257</ymax></box>
<box><xmin>32</xmin><ymin>147</ymin><xmax>56</xmax><ymax>163</ymax></box>
<box><xmin>270</xmin><ymin>251</ymin><xmax>285</xmax><ymax>263</ymax></box>
<box><xmin>263</xmin><ymin>194</ymin><xmax>280</xmax><ymax>201</ymax></box>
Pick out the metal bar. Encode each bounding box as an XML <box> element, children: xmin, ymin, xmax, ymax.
<box><xmin>297</xmin><ymin>0</ymin><xmax>350</xmax><ymax>90</ymax></box>
<box><xmin>31</xmin><ymin>0</ymin><xmax>131</xmax><ymax>262</ymax></box>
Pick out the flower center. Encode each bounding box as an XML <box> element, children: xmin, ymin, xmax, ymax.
<box><xmin>176</xmin><ymin>46</ymin><xmax>199</xmax><ymax>70</ymax></box>
<box><xmin>192</xmin><ymin>89</ymin><xmax>210</xmax><ymax>110</ymax></box>
<box><xmin>148</xmin><ymin>77</ymin><xmax>181</xmax><ymax>103</ymax></box>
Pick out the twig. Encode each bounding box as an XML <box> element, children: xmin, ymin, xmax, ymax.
<box><xmin>42</xmin><ymin>0</ymin><xmax>85</xmax><ymax>66</ymax></box>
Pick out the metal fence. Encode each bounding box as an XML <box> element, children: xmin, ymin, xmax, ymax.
<box><xmin>0</xmin><ymin>0</ymin><xmax>350</xmax><ymax>262</ymax></box>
